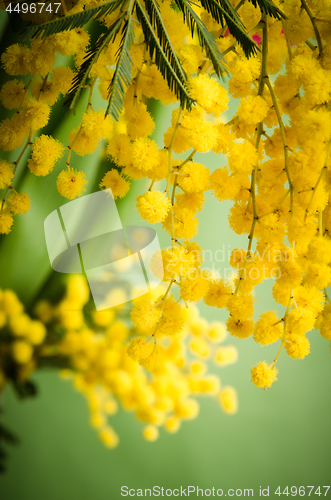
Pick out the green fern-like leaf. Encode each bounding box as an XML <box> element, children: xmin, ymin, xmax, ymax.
<box><xmin>20</xmin><ymin>0</ymin><xmax>124</xmax><ymax>41</ymax></box>
<box><xmin>174</xmin><ymin>0</ymin><xmax>228</xmax><ymax>77</ymax></box>
<box><xmin>201</xmin><ymin>0</ymin><xmax>258</xmax><ymax>57</ymax></box>
<box><xmin>247</xmin><ymin>0</ymin><xmax>286</xmax><ymax>20</ymax></box>
<box><xmin>135</xmin><ymin>0</ymin><xmax>193</xmax><ymax>110</ymax></box>
<box><xmin>105</xmin><ymin>10</ymin><xmax>135</xmax><ymax>120</ymax></box>
<box><xmin>143</xmin><ymin>0</ymin><xmax>188</xmax><ymax>91</ymax></box>
<box><xmin>64</xmin><ymin>17</ymin><xmax>124</xmax><ymax>114</ymax></box>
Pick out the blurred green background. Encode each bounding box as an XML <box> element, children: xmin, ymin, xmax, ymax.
<box><xmin>0</xmin><ymin>9</ymin><xmax>331</xmax><ymax>500</ymax></box>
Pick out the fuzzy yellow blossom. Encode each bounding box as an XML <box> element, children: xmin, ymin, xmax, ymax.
<box><xmin>26</xmin><ymin>320</ymin><xmax>46</xmax><ymax>345</ymax></box>
<box><xmin>209</xmin><ymin>167</ymin><xmax>242</xmax><ymax>201</ymax></box>
<box><xmin>100</xmin><ymin>169</ymin><xmax>130</xmax><ymax>199</ymax></box>
<box><xmin>253</xmin><ymin>311</ymin><xmax>283</xmax><ymax>346</ymax></box>
<box><xmin>56</xmin><ymin>170</ymin><xmax>87</xmax><ymax>199</ymax></box>
<box><xmin>188</xmin><ymin>74</ymin><xmax>228</xmax><ymax>116</ymax></box>
<box><xmin>130</xmin><ymin>297</ymin><xmax>162</xmax><ymax>332</ymax></box>
<box><xmin>157</xmin><ymin>296</ymin><xmax>185</xmax><ymax>337</ymax></box>
<box><xmin>143</xmin><ymin>425</ymin><xmax>159</xmax><ymax>442</ymax></box>
<box><xmin>206</xmin><ymin>322</ymin><xmax>227</xmax><ymax>343</ymax></box>
<box><xmin>189</xmin><ymin>336</ymin><xmax>210</xmax><ymax>358</ymax></box>
<box><xmin>0</xmin><ymin>114</ymin><xmax>27</xmax><ymax>151</ymax></box>
<box><xmin>164</xmin><ymin>417</ymin><xmax>181</xmax><ymax>433</ymax></box>
<box><xmin>6</xmin><ymin>192</ymin><xmax>30</xmax><ymax>215</ymax></box>
<box><xmin>180</xmin><ymin>272</ymin><xmax>210</xmax><ymax>302</ymax></box>
<box><xmin>69</xmin><ymin>110</ymin><xmax>112</xmax><ymax>156</ymax></box>
<box><xmin>162</xmin><ymin>207</ymin><xmax>198</xmax><ymax>240</ymax></box>
<box><xmin>203</xmin><ymin>279</ymin><xmax>232</xmax><ymax>309</ymax></box>
<box><xmin>125</xmin><ymin>101</ymin><xmax>155</xmax><ymax>140</ymax></box>
<box><xmin>22</xmin><ymin>100</ymin><xmax>50</xmax><ymax>133</ymax></box>
<box><xmin>12</xmin><ymin>340</ymin><xmax>33</xmax><ymax>364</ymax></box>
<box><xmin>28</xmin><ymin>135</ymin><xmax>64</xmax><ymax>176</ymax></box>
<box><xmin>0</xmin><ymin>161</ymin><xmax>14</xmax><ymax>189</ymax></box>
<box><xmin>226</xmin><ymin>316</ymin><xmax>254</xmax><ymax>339</ymax></box>
<box><xmin>99</xmin><ymin>427</ymin><xmax>119</xmax><ymax>448</ymax></box>
<box><xmin>218</xmin><ymin>387</ymin><xmax>238</xmax><ymax>414</ymax></box>
<box><xmin>136</xmin><ymin>191</ymin><xmax>171</xmax><ymax>224</ymax></box>
<box><xmin>215</xmin><ymin>346</ymin><xmax>238</xmax><ymax>366</ymax></box>
<box><xmin>228</xmin><ymin>141</ymin><xmax>258</xmax><ymax>174</ymax></box>
<box><xmin>127</xmin><ymin>336</ymin><xmax>154</xmax><ymax>361</ymax></box>
<box><xmin>107</xmin><ymin>134</ymin><xmax>131</xmax><ymax>167</ymax></box>
<box><xmin>285</xmin><ymin>334</ymin><xmax>310</xmax><ymax>359</ymax></box>
<box><xmin>1</xmin><ymin>43</ymin><xmax>30</xmax><ymax>76</ymax></box>
<box><xmin>0</xmin><ymin>79</ymin><xmax>27</xmax><ymax>109</ymax></box>
<box><xmin>237</xmin><ymin>95</ymin><xmax>269</xmax><ymax>124</ymax></box>
<box><xmin>250</xmin><ymin>361</ymin><xmax>278</xmax><ymax>389</ymax></box>
<box><xmin>51</xmin><ymin>66</ymin><xmax>75</xmax><ymax>95</ymax></box>
<box><xmin>177</xmin><ymin>162</ymin><xmax>209</xmax><ymax>193</ymax></box>
<box><xmin>0</xmin><ymin>209</ymin><xmax>13</xmax><ymax>234</ymax></box>
<box><xmin>226</xmin><ymin>293</ymin><xmax>255</xmax><ymax>319</ymax></box>
<box><xmin>130</xmin><ymin>138</ymin><xmax>160</xmax><ymax>171</ymax></box>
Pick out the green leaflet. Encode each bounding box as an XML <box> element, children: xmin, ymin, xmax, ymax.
<box><xmin>174</xmin><ymin>0</ymin><xmax>228</xmax><ymax>77</ymax></box>
<box><xmin>247</xmin><ymin>0</ymin><xmax>286</xmax><ymax>20</ymax></box>
<box><xmin>105</xmin><ymin>5</ymin><xmax>135</xmax><ymax>120</ymax></box>
<box><xmin>19</xmin><ymin>0</ymin><xmax>123</xmax><ymax>41</ymax></box>
<box><xmin>135</xmin><ymin>0</ymin><xmax>192</xmax><ymax>111</ymax></box>
<box><xmin>64</xmin><ymin>17</ymin><xmax>124</xmax><ymax>114</ymax></box>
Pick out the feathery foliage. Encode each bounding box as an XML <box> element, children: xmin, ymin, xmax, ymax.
<box><xmin>135</xmin><ymin>0</ymin><xmax>192</xmax><ymax>110</ymax></box>
<box><xmin>105</xmin><ymin>8</ymin><xmax>135</xmax><ymax>120</ymax></box>
<box><xmin>64</xmin><ymin>17</ymin><xmax>124</xmax><ymax>114</ymax></box>
<box><xmin>248</xmin><ymin>0</ymin><xmax>286</xmax><ymax>20</ymax></box>
<box><xmin>20</xmin><ymin>0</ymin><xmax>123</xmax><ymax>41</ymax></box>
<box><xmin>174</xmin><ymin>0</ymin><xmax>228</xmax><ymax>77</ymax></box>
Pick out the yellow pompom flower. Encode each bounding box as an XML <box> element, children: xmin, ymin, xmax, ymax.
<box><xmin>22</xmin><ymin>100</ymin><xmax>50</xmax><ymax>133</ymax></box>
<box><xmin>207</xmin><ymin>322</ymin><xmax>227</xmax><ymax>343</ymax></box>
<box><xmin>26</xmin><ymin>320</ymin><xmax>46</xmax><ymax>345</ymax></box>
<box><xmin>188</xmin><ymin>74</ymin><xmax>228</xmax><ymax>116</ymax></box>
<box><xmin>130</xmin><ymin>296</ymin><xmax>162</xmax><ymax>332</ymax></box>
<box><xmin>189</xmin><ymin>336</ymin><xmax>210</xmax><ymax>358</ymax></box>
<box><xmin>12</xmin><ymin>340</ymin><xmax>33</xmax><ymax>364</ymax></box>
<box><xmin>175</xmin><ymin>192</ymin><xmax>205</xmax><ymax>213</ymax></box>
<box><xmin>180</xmin><ymin>271</ymin><xmax>210</xmax><ymax>302</ymax></box>
<box><xmin>51</xmin><ymin>66</ymin><xmax>75</xmax><ymax>95</ymax></box>
<box><xmin>228</xmin><ymin>141</ymin><xmax>258</xmax><ymax>174</ymax></box>
<box><xmin>0</xmin><ymin>79</ymin><xmax>27</xmax><ymax>109</ymax></box>
<box><xmin>0</xmin><ymin>161</ymin><xmax>14</xmax><ymax>189</ymax></box>
<box><xmin>136</xmin><ymin>191</ymin><xmax>171</xmax><ymax>224</ymax></box>
<box><xmin>226</xmin><ymin>316</ymin><xmax>254</xmax><ymax>339</ymax></box>
<box><xmin>28</xmin><ymin>135</ymin><xmax>64</xmax><ymax>176</ymax></box>
<box><xmin>215</xmin><ymin>346</ymin><xmax>238</xmax><ymax>366</ymax></box>
<box><xmin>285</xmin><ymin>334</ymin><xmax>310</xmax><ymax>359</ymax></box>
<box><xmin>157</xmin><ymin>296</ymin><xmax>185</xmax><ymax>337</ymax></box>
<box><xmin>142</xmin><ymin>425</ymin><xmax>159</xmax><ymax>442</ymax></box>
<box><xmin>237</xmin><ymin>95</ymin><xmax>269</xmax><ymax>124</ymax></box>
<box><xmin>56</xmin><ymin>169</ymin><xmax>87</xmax><ymax>199</ymax></box>
<box><xmin>127</xmin><ymin>336</ymin><xmax>154</xmax><ymax>361</ymax></box>
<box><xmin>162</xmin><ymin>207</ymin><xmax>198</xmax><ymax>240</ymax></box>
<box><xmin>99</xmin><ymin>426</ymin><xmax>119</xmax><ymax>448</ymax></box>
<box><xmin>226</xmin><ymin>293</ymin><xmax>255</xmax><ymax>319</ymax></box>
<box><xmin>130</xmin><ymin>137</ymin><xmax>160</xmax><ymax>171</ymax></box>
<box><xmin>0</xmin><ymin>209</ymin><xmax>13</xmax><ymax>234</ymax></box>
<box><xmin>250</xmin><ymin>361</ymin><xmax>278</xmax><ymax>389</ymax></box>
<box><xmin>1</xmin><ymin>43</ymin><xmax>30</xmax><ymax>76</ymax></box>
<box><xmin>218</xmin><ymin>387</ymin><xmax>238</xmax><ymax>414</ymax></box>
<box><xmin>100</xmin><ymin>169</ymin><xmax>130</xmax><ymax>199</ymax></box>
<box><xmin>165</xmin><ymin>417</ymin><xmax>181</xmax><ymax>433</ymax></box>
<box><xmin>177</xmin><ymin>162</ymin><xmax>209</xmax><ymax>193</ymax></box>
<box><xmin>106</xmin><ymin>134</ymin><xmax>131</xmax><ymax>167</ymax></box>
<box><xmin>253</xmin><ymin>311</ymin><xmax>283</xmax><ymax>346</ymax></box>
<box><xmin>6</xmin><ymin>192</ymin><xmax>30</xmax><ymax>215</ymax></box>
<box><xmin>209</xmin><ymin>167</ymin><xmax>242</xmax><ymax>201</ymax></box>
<box><xmin>125</xmin><ymin>101</ymin><xmax>155</xmax><ymax>140</ymax></box>
<box><xmin>0</xmin><ymin>114</ymin><xmax>27</xmax><ymax>151</ymax></box>
<box><xmin>69</xmin><ymin>110</ymin><xmax>112</xmax><ymax>156</ymax></box>
<box><xmin>203</xmin><ymin>279</ymin><xmax>232</xmax><ymax>308</ymax></box>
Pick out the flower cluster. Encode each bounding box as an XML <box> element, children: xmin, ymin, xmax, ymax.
<box><xmin>0</xmin><ymin>277</ymin><xmax>237</xmax><ymax>446</ymax></box>
<box><xmin>0</xmin><ymin>0</ymin><xmax>331</xmax><ymax>407</ymax></box>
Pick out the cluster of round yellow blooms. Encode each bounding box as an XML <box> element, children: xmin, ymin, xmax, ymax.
<box><xmin>0</xmin><ymin>276</ymin><xmax>238</xmax><ymax>446</ymax></box>
<box><xmin>1</xmin><ymin>0</ymin><xmax>331</xmax><ymax>398</ymax></box>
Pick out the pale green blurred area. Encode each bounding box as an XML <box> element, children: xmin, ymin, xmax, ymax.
<box><xmin>1</xmin><ymin>9</ymin><xmax>331</xmax><ymax>500</ymax></box>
